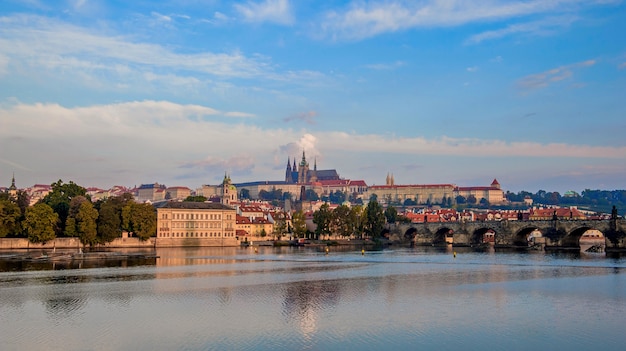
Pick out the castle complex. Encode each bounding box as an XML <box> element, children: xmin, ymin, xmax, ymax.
<box><xmin>284</xmin><ymin>151</ymin><xmax>341</xmax><ymax>184</ymax></box>
<box><xmin>4</xmin><ymin>152</ymin><xmax>504</xmax><ymax>207</ymax></box>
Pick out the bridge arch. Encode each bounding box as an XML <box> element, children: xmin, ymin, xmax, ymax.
<box><xmin>562</xmin><ymin>226</ymin><xmax>605</xmax><ymax>248</ymax></box>
<box><xmin>404</xmin><ymin>227</ymin><xmax>418</xmax><ymax>240</ymax></box>
<box><xmin>433</xmin><ymin>227</ymin><xmax>454</xmax><ymax>245</ymax></box>
<box><xmin>513</xmin><ymin>227</ymin><xmax>543</xmax><ymax>247</ymax></box>
<box><xmin>471</xmin><ymin>227</ymin><xmax>496</xmax><ymax>246</ymax></box>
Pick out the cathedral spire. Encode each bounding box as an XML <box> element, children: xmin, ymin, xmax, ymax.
<box><xmin>9</xmin><ymin>173</ymin><xmax>16</xmax><ymax>191</ymax></box>
<box><xmin>301</xmin><ymin>150</ymin><xmax>307</xmax><ymax>165</ymax></box>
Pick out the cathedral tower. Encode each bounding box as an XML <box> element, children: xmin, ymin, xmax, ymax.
<box><xmin>298</xmin><ymin>151</ymin><xmax>310</xmax><ymax>184</ymax></box>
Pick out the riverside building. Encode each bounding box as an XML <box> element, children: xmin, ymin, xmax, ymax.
<box><xmin>154</xmin><ymin>202</ymin><xmax>238</xmax><ymax>247</ymax></box>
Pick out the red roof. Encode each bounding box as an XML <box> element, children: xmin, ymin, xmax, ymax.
<box><xmin>316</xmin><ymin>179</ymin><xmax>350</xmax><ymax>186</ymax></box>
<box><xmin>369</xmin><ymin>184</ymin><xmax>454</xmax><ymax>190</ymax></box>
<box><xmin>455</xmin><ymin>186</ymin><xmax>497</xmax><ymax>191</ymax></box>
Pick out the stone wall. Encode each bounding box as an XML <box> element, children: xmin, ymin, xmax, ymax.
<box><xmin>0</xmin><ymin>237</ymin><xmax>156</xmax><ymax>250</ymax></box>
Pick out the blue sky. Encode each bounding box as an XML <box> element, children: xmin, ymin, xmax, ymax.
<box><xmin>1</xmin><ymin>0</ymin><xmax>625</xmax><ymax>193</ymax></box>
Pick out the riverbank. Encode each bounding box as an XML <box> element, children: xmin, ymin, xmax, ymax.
<box><xmin>0</xmin><ymin>237</ymin><xmax>156</xmax><ymax>250</ymax></box>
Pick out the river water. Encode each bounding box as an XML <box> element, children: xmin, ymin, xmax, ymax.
<box><xmin>1</xmin><ymin>246</ymin><xmax>625</xmax><ymax>351</ymax></box>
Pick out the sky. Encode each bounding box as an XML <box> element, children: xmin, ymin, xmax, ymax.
<box><xmin>1</xmin><ymin>0</ymin><xmax>625</xmax><ymax>194</ymax></box>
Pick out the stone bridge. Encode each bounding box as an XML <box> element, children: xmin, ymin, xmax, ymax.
<box><xmin>390</xmin><ymin>219</ymin><xmax>626</xmax><ymax>249</ymax></box>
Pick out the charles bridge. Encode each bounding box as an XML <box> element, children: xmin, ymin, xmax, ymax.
<box><xmin>389</xmin><ymin>217</ymin><xmax>626</xmax><ymax>250</ymax></box>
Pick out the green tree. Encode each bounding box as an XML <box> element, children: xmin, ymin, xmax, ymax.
<box><xmin>96</xmin><ymin>193</ymin><xmax>133</xmax><ymax>243</ymax></box>
<box><xmin>305</xmin><ymin>189</ymin><xmax>319</xmax><ymax>201</ymax></box>
<box><xmin>75</xmin><ymin>201</ymin><xmax>99</xmax><ymax>246</ymax></box>
<box><xmin>364</xmin><ymin>199</ymin><xmax>385</xmax><ymax>239</ymax></box>
<box><xmin>273</xmin><ymin>212</ymin><xmax>288</xmax><ymax>240</ymax></box>
<box><xmin>384</xmin><ymin>205</ymin><xmax>398</xmax><ymax>224</ymax></box>
<box><xmin>467</xmin><ymin>195</ymin><xmax>477</xmax><ymax>205</ymax></box>
<box><xmin>403</xmin><ymin>198</ymin><xmax>417</xmax><ymax>206</ymax></box>
<box><xmin>292</xmin><ymin>210</ymin><xmax>307</xmax><ymax>238</ymax></box>
<box><xmin>0</xmin><ymin>198</ymin><xmax>21</xmax><ymax>237</ymax></box>
<box><xmin>24</xmin><ymin>203</ymin><xmax>58</xmax><ymax>244</ymax></box>
<box><xmin>313</xmin><ymin>203</ymin><xmax>333</xmax><ymax>239</ymax></box>
<box><xmin>41</xmin><ymin>180</ymin><xmax>87</xmax><ymax>234</ymax></box>
<box><xmin>332</xmin><ymin>204</ymin><xmax>352</xmax><ymax>238</ymax></box>
<box><xmin>64</xmin><ymin>196</ymin><xmax>90</xmax><ymax>237</ymax></box>
<box><xmin>122</xmin><ymin>202</ymin><xmax>156</xmax><ymax>240</ymax></box>
<box><xmin>14</xmin><ymin>190</ymin><xmax>30</xmax><ymax>217</ymax></box>
<box><xmin>97</xmin><ymin>199</ymin><xmax>121</xmax><ymax>243</ymax></box>
<box><xmin>350</xmin><ymin>205</ymin><xmax>365</xmax><ymax>238</ymax></box>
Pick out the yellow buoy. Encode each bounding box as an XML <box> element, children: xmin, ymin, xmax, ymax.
<box><xmin>361</xmin><ymin>249</ymin><xmax>365</xmax><ymax>255</ymax></box>
<box><xmin>453</xmin><ymin>251</ymin><xmax>456</xmax><ymax>258</ymax></box>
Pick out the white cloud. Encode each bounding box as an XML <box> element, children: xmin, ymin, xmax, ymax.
<box><xmin>465</xmin><ymin>15</ymin><xmax>578</xmax><ymax>44</ymax></box>
<box><xmin>151</xmin><ymin>12</ymin><xmax>172</xmax><ymax>23</ymax></box>
<box><xmin>235</xmin><ymin>0</ymin><xmax>294</xmax><ymax>25</ymax></box>
<box><xmin>2</xmin><ymin>101</ymin><xmax>625</xmax><ymax>189</ymax></box>
<box><xmin>466</xmin><ymin>66</ymin><xmax>478</xmax><ymax>72</ymax></box>
<box><xmin>517</xmin><ymin>59</ymin><xmax>596</xmax><ymax>91</ymax></box>
<box><xmin>0</xmin><ymin>14</ymin><xmax>322</xmax><ymax>91</ymax></box>
<box><xmin>0</xmin><ymin>15</ymin><xmax>265</xmax><ymax>78</ymax></box>
<box><xmin>320</xmin><ymin>0</ymin><xmax>617</xmax><ymax>41</ymax></box>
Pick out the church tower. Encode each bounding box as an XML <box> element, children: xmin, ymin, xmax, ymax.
<box><xmin>285</xmin><ymin>157</ymin><xmax>293</xmax><ymax>183</ymax></box>
<box><xmin>310</xmin><ymin>157</ymin><xmax>318</xmax><ymax>182</ymax></box>
<box><xmin>221</xmin><ymin>172</ymin><xmax>237</xmax><ymax>206</ymax></box>
<box><xmin>297</xmin><ymin>151</ymin><xmax>309</xmax><ymax>184</ymax></box>
<box><xmin>8</xmin><ymin>173</ymin><xmax>17</xmax><ymax>200</ymax></box>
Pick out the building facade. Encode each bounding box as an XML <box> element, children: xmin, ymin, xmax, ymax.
<box><xmin>155</xmin><ymin>201</ymin><xmax>238</xmax><ymax>246</ymax></box>
<box><xmin>454</xmin><ymin>179</ymin><xmax>505</xmax><ymax>204</ymax></box>
<box><xmin>364</xmin><ymin>184</ymin><xmax>456</xmax><ymax>205</ymax></box>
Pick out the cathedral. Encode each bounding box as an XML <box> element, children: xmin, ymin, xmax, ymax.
<box><xmin>285</xmin><ymin>151</ymin><xmax>340</xmax><ymax>184</ymax></box>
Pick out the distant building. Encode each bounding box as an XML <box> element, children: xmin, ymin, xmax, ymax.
<box><xmin>364</xmin><ymin>183</ymin><xmax>455</xmax><ymax>205</ymax></box>
<box><xmin>285</xmin><ymin>151</ymin><xmax>340</xmax><ymax>184</ymax></box>
<box><xmin>236</xmin><ymin>153</ymin><xmax>367</xmax><ymax>201</ymax></box>
<box><xmin>197</xmin><ymin>173</ymin><xmax>238</xmax><ymax>205</ymax></box>
<box><xmin>137</xmin><ymin>183</ymin><xmax>166</xmax><ymax>202</ymax></box>
<box><xmin>154</xmin><ymin>201</ymin><xmax>237</xmax><ymax>246</ymax></box>
<box><xmin>454</xmin><ymin>179</ymin><xmax>505</xmax><ymax>204</ymax></box>
<box><xmin>529</xmin><ymin>207</ymin><xmax>586</xmax><ymax>220</ymax></box>
<box><xmin>6</xmin><ymin>174</ymin><xmax>17</xmax><ymax>200</ymax></box>
<box><xmin>26</xmin><ymin>184</ymin><xmax>51</xmax><ymax>205</ymax></box>
<box><xmin>165</xmin><ymin>186</ymin><xmax>192</xmax><ymax>201</ymax></box>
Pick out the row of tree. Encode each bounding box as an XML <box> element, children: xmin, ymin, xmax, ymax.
<box><xmin>0</xmin><ymin>180</ymin><xmax>156</xmax><ymax>245</ymax></box>
<box><xmin>505</xmin><ymin>189</ymin><xmax>626</xmax><ymax>213</ymax></box>
<box><xmin>310</xmin><ymin>200</ymin><xmax>400</xmax><ymax>240</ymax></box>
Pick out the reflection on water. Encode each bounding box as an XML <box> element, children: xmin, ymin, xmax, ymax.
<box><xmin>1</xmin><ymin>246</ymin><xmax>625</xmax><ymax>351</ymax></box>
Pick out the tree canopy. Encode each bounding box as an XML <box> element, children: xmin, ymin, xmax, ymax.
<box><xmin>40</xmin><ymin>180</ymin><xmax>87</xmax><ymax>234</ymax></box>
<box><xmin>24</xmin><ymin>203</ymin><xmax>58</xmax><ymax>244</ymax></box>
<box><xmin>0</xmin><ymin>198</ymin><xmax>21</xmax><ymax>238</ymax></box>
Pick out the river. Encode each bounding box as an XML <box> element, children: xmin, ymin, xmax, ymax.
<box><xmin>1</xmin><ymin>246</ymin><xmax>625</xmax><ymax>350</ymax></box>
